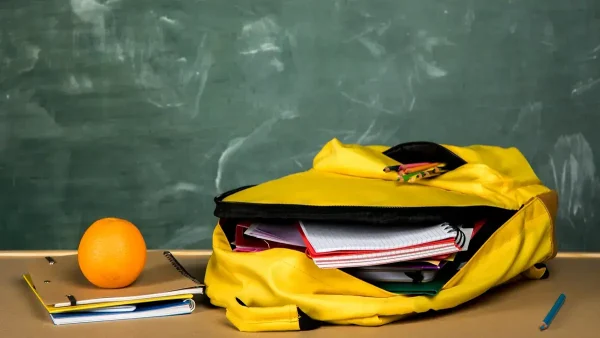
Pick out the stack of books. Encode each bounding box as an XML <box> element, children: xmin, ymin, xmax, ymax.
<box><xmin>23</xmin><ymin>251</ymin><xmax>204</xmax><ymax>325</ymax></box>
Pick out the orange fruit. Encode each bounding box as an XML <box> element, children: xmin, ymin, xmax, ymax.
<box><xmin>77</xmin><ymin>217</ymin><xmax>147</xmax><ymax>289</ymax></box>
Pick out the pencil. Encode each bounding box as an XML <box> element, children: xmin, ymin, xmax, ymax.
<box><xmin>384</xmin><ymin>162</ymin><xmax>443</xmax><ymax>173</ymax></box>
<box><xmin>401</xmin><ymin>163</ymin><xmax>441</xmax><ymax>174</ymax></box>
<box><xmin>539</xmin><ymin>293</ymin><xmax>566</xmax><ymax>331</ymax></box>
<box><xmin>383</xmin><ymin>165</ymin><xmax>401</xmax><ymax>173</ymax></box>
<box><xmin>399</xmin><ymin>162</ymin><xmax>432</xmax><ymax>169</ymax></box>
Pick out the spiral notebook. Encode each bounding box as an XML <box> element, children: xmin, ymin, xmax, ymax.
<box><xmin>23</xmin><ymin>251</ymin><xmax>204</xmax><ymax>314</ymax></box>
<box><xmin>298</xmin><ymin>221</ymin><xmax>474</xmax><ymax>269</ymax></box>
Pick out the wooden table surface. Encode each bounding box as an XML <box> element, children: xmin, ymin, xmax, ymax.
<box><xmin>0</xmin><ymin>252</ymin><xmax>597</xmax><ymax>338</ymax></box>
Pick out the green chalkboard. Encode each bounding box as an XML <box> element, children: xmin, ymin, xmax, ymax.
<box><xmin>1</xmin><ymin>0</ymin><xmax>600</xmax><ymax>250</ymax></box>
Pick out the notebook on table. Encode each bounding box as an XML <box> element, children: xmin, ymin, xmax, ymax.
<box><xmin>49</xmin><ymin>299</ymin><xmax>196</xmax><ymax>325</ymax></box>
<box><xmin>23</xmin><ymin>251</ymin><xmax>204</xmax><ymax>324</ymax></box>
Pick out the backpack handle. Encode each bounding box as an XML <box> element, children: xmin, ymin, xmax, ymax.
<box><xmin>225</xmin><ymin>297</ymin><xmax>321</xmax><ymax>332</ymax></box>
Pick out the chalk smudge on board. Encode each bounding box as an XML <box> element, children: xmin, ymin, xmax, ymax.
<box><xmin>238</xmin><ymin>16</ymin><xmax>287</xmax><ymax>74</ymax></box>
<box><xmin>512</xmin><ymin>102</ymin><xmax>543</xmax><ymax>133</ymax></box>
<box><xmin>215</xmin><ymin>109</ymin><xmax>298</xmax><ymax>194</ymax></box>
<box><xmin>160</xmin><ymin>223</ymin><xmax>214</xmax><ymax>249</ymax></box>
<box><xmin>144</xmin><ymin>182</ymin><xmax>200</xmax><ymax>207</ymax></box>
<box><xmin>340</xmin><ymin>91</ymin><xmax>396</xmax><ymax>115</ymax></box>
<box><xmin>191</xmin><ymin>34</ymin><xmax>214</xmax><ymax>117</ymax></box>
<box><xmin>548</xmin><ymin>133</ymin><xmax>597</xmax><ymax>229</ymax></box>
<box><xmin>70</xmin><ymin>0</ymin><xmax>111</xmax><ymax>50</ymax></box>
<box><xmin>357</xmin><ymin>37</ymin><xmax>386</xmax><ymax>58</ymax></box>
<box><xmin>571</xmin><ymin>78</ymin><xmax>600</xmax><ymax>97</ymax></box>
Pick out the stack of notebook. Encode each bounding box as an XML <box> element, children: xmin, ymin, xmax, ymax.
<box><xmin>233</xmin><ymin>218</ymin><xmax>485</xmax><ymax>296</ymax></box>
<box><xmin>298</xmin><ymin>221</ymin><xmax>475</xmax><ymax>269</ymax></box>
<box><xmin>23</xmin><ymin>251</ymin><xmax>204</xmax><ymax>325</ymax></box>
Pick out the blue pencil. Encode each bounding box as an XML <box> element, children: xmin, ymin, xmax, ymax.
<box><xmin>540</xmin><ymin>293</ymin><xmax>566</xmax><ymax>331</ymax></box>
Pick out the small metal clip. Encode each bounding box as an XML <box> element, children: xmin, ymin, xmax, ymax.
<box><xmin>66</xmin><ymin>294</ymin><xmax>77</xmax><ymax>306</ymax></box>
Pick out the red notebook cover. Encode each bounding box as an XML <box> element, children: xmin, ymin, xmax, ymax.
<box><xmin>234</xmin><ymin>222</ymin><xmax>304</xmax><ymax>252</ymax></box>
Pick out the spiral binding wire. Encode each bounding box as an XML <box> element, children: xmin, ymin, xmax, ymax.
<box><xmin>163</xmin><ymin>251</ymin><xmax>202</xmax><ymax>285</ymax></box>
<box><xmin>441</xmin><ymin>223</ymin><xmax>467</xmax><ymax>249</ymax></box>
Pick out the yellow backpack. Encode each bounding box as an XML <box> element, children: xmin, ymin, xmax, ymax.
<box><xmin>205</xmin><ymin>139</ymin><xmax>558</xmax><ymax>332</ymax></box>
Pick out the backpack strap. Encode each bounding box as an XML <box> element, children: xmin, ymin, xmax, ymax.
<box><xmin>225</xmin><ymin>298</ymin><xmax>322</xmax><ymax>332</ymax></box>
<box><xmin>521</xmin><ymin>263</ymin><xmax>550</xmax><ymax>280</ymax></box>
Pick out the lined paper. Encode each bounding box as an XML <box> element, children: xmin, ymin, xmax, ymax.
<box><xmin>299</xmin><ymin>221</ymin><xmax>456</xmax><ymax>253</ymax></box>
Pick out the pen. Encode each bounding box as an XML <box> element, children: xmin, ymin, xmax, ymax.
<box><xmin>540</xmin><ymin>293</ymin><xmax>566</xmax><ymax>331</ymax></box>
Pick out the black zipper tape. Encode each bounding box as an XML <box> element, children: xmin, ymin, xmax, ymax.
<box><xmin>382</xmin><ymin>141</ymin><xmax>467</xmax><ymax>171</ymax></box>
<box><xmin>214</xmin><ymin>201</ymin><xmax>509</xmax><ymax>226</ymax></box>
<box><xmin>214</xmin><ymin>184</ymin><xmax>256</xmax><ymax>204</ymax></box>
